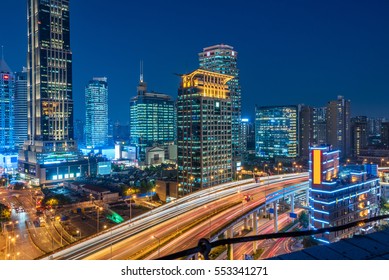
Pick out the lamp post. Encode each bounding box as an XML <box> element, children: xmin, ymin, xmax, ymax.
<box><xmin>56</xmin><ymin>216</ymin><xmax>63</xmax><ymax>246</ymax></box>
<box><xmin>96</xmin><ymin>206</ymin><xmax>103</xmax><ymax>233</ymax></box>
<box><xmin>381</xmin><ymin>158</ymin><xmax>385</xmax><ymax>167</ymax></box>
<box><xmin>130</xmin><ymin>194</ymin><xmax>136</xmax><ymax>224</ymax></box>
<box><xmin>152</xmin><ymin>235</ymin><xmax>161</xmax><ymax>258</ymax></box>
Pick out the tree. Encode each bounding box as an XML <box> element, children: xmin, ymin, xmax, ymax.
<box><xmin>0</xmin><ymin>203</ymin><xmax>11</xmax><ymax>221</ymax></box>
<box><xmin>302</xmin><ymin>236</ymin><xmax>318</xmax><ymax>248</ymax></box>
<box><xmin>298</xmin><ymin>211</ymin><xmax>309</xmax><ymax>229</ymax></box>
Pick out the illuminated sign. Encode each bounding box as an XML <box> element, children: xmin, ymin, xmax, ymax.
<box><xmin>3</xmin><ymin>75</ymin><xmax>9</xmax><ymax>80</ymax></box>
<box><xmin>312</xmin><ymin>149</ymin><xmax>322</xmax><ymax>184</ymax></box>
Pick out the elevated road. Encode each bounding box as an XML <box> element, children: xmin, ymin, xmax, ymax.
<box><xmin>43</xmin><ymin>173</ymin><xmax>308</xmax><ymax>260</ymax></box>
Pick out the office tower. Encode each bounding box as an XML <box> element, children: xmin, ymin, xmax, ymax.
<box><xmin>0</xmin><ymin>57</ymin><xmax>14</xmax><ymax>152</ymax></box>
<box><xmin>299</xmin><ymin>105</ymin><xmax>314</xmax><ymax>160</ymax></box>
<box><xmin>382</xmin><ymin>122</ymin><xmax>389</xmax><ymax>149</ymax></box>
<box><xmin>19</xmin><ymin>0</ymin><xmax>88</xmax><ymax>185</ymax></box>
<box><xmin>241</xmin><ymin>118</ymin><xmax>255</xmax><ymax>160</ymax></box>
<box><xmin>326</xmin><ymin>96</ymin><xmax>351</xmax><ymax>158</ymax></box>
<box><xmin>309</xmin><ymin>146</ymin><xmax>380</xmax><ymax>243</ymax></box>
<box><xmin>14</xmin><ymin>68</ymin><xmax>28</xmax><ymax>149</ymax></box>
<box><xmin>368</xmin><ymin>117</ymin><xmax>385</xmax><ymax>136</ymax></box>
<box><xmin>177</xmin><ymin>69</ymin><xmax>232</xmax><ymax>194</ymax></box>
<box><xmin>199</xmin><ymin>45</ymin><xmax>242</xmax><ymax>170</ymax></box>
<box><xmin>74</xmin><ymin>119</ymin><xmax>85</xmax><ymax>146</ymax></box>
<box><xmin>255</xmin><ymin>105</ymin><xmax>299</xmax><ymax>159</ymax></box>
<box><xmin>313</xmin><ymin>107</ymin><xmax>327</xmax><ymax>145</ymax></box>
<box><xmin>351</xmin><ymin>116</ymin><xmax>368</xmax><ymax>158</ymax></box>
<box><xmin>113</xmin><ymin>122</ymin><xmax>130</xmax><ymax>142</ymax></box>
<box><xmin>85</xmin><ymin>77</ymin><xmax>109</xmax><ymax>148</ymax></box>
<box><xmin>130</xmin><ymin>70</ymin><xmax>176</xmax><ymax>163</ymax></box>
<box><xmin>107</xmin><ymin>119</ymin><xmax>114</xmax><ymax>146</ymax></box>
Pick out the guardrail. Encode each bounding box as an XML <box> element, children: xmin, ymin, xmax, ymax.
<box><xmin>156</xmin><ymin>214</ymin><xmax>389</xmax><ymax>260</ymax></box>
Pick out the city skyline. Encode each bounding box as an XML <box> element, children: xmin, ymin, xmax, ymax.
<box><xmin>1</xmin><ymin>0</ymin><xmax>389</xmax><ymax>123</ymax></box>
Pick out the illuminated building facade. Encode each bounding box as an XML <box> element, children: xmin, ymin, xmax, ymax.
<box><xmin>255</xmin><ymin>105</ymin><xmax>298</xmax><ymax>159</ymax></box>
<box><xmin>0</xmin><ymin>58</ymin><xmax>14</xmax><ymax>152</ymax></box>
<box><xmin>85</xmin><ymin>77</ymin><xmax>109</xmax><ymax>148</ymax></box>
<box><xmin>326</xmin><ymin>96</ymin><xmax>351</xmax><ymax>158</ymax></box>
<box><xmin>14</xmin><ymin>68</ymin><xmax>28</xmax><ymax>149</ymax></box>
<box><xmin>129</xmin><ymin>72</ymin><xmax>176</xmax><ymax>163</ymax></box>
<box><xmin>309</xmin><ymin>146</ymin><xmax>381</xmax><ymax>243</ymax></box>
<box><xmin>19</xmin><ymin>0</ymin><xmax>88</xmax><ymax>185</ymax></box>
<box><xmin>351</xmin><ymin>116</ymin><xmax>368</xmax><ymax>158</ymax></box>
<box><xmin>199</xmin><ymin>45</ymin><xmax>242</xmax><ymax>170</ymax></box>
<box><xmin>313</xmin><ymin>107</ymin><xmax>327</xmax><ymax>145</ymax></box>
<box><xmin>177</xmin><ymin>69</ymin><xmax>233</xmax><ymax>194</ymax></box>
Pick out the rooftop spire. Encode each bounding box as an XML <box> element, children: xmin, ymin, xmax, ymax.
<box><xmin>1</xmin><ymin>45</ymin><xmax>3</xmax><ymax>60</ymax></box>
<box><xmin>140</xmin><ymin>60</ymin><xmax>144</xmax><ymax>83</ymax></box>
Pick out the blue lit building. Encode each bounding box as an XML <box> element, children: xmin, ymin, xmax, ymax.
<box><xmin>309</xmin><ymin>146</ymin><xmax>381</xmax><ymax>243</ymax></box>
<box><xmin>19</xmin><ymin>0</ymin><xmax>89</xmax><ymax>185</ymax></box>
<box><xmin>85</xmin><ymin>77</ymin><xmax>109</xmax><ymax>148</ymax></box>
<box><xmin>0</xmin><ymin>58</ymin><xmax>15</xmax><ymax>152</ymax></box>
<box><xmin>129</xmin><ymin>72</ymin><xmax>176</xmax><ymax>163</ymax></box>
<box><xmin>255</xmin><ymin>105</ymin><xmax>299</xmax><ymax>159</ymax></box>
<box><xmin>14</xmin><ymin>68</ymin><xmax>28</xmax><ymax>149</ymax></box>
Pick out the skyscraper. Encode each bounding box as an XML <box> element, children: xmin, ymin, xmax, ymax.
<box><xmin>255</xmin><ymin>105</ymin><xmax>299</xmax><ymax>159</ymax></box>
<box><xmin>74</xmin><ymin>119</ymin><xmax>85</xmax><ymax>146</ymax></box>
<box><xmin>351</xmin><ymin>116</ymin><xmax>368</xmax><ymax>158</ymax></box>
<box><xmin>0</xmin><ymin>57</ymin><xmax>14</xmax><ymax>152</ymax></box>
<box><xmin>19</xmin><ymin>0</ymin><xmax>88</xmax><ymax>185</ymax></box>
<box><xmin>299</xmin><ymin>105</ymin><xmax>314</xmax><ymax>160</ymax></box>
<box><xmin>14</xmin><ymin>68</ymin><xmax>28</xmax><ymax>149</ymax></box>
<box><xmin>177</xmin><ymin>69</ymin><xmax>232</xmax><ymax>194</ymax></box>
<box><xmin>326</xmin><ymin>96</ymin><xmax>351</xmax><ymax>158</ymax></box>
<box><xmin>312</xmin><ymin>107</ymin><xmax>327</xmax><ymax>145</ymax></box>
<box><xmin>130</xmin><ymin>70</ymin><xmax>176</xmax><ymax>163</ymax></box>
<box><xmin>199</xmin><ymin>45</ymin><xmax>242</xmax><ymax>170</ymax></box>
<box><xmin>85</xmin><ymin>77</ymin><xmax>109</xmax><ymax>148</ymax></box>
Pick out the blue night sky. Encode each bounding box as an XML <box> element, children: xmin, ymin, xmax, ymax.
<box><xmin>2</xmin><ymin>0</ymin><xmax>389</xmax><ymax>123</ymax></box>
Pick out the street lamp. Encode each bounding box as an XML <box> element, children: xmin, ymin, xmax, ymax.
<box><xmin>381</xmin><ymin>158</ymin><xmax>385</xmax><ymax>167</ymax></box>
<box><xmin>55</xmin><ymin>216</ymin><xmax>63</xmax><ymax>246</ymax></box>
<box><xmin>152</xmin><ymin>235</ymin><xmax>161</xmax><ymax>258</ymax></box>
<box><xmin>96</xmin><ymin>206</ymin><xmax>103</xmax><ymax>233</ymax></box>
<box><xmin>130</xmin><ymin>194</ymin><xmax>136</xmax><ymax>224</ymax></box>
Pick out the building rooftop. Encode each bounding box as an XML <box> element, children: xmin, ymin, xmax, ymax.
<box><xmin>0</xmin><ymin>58</ymin><xmax>12</xmax><ymax>73</ymax></box>
<box><xmin>271</xmin><ymin>229</ymin><xmax>389</xmax><ymax>260</ymax></box>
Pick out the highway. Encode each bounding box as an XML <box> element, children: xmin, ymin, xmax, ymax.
<box><xmin>43</xmin><ymin>173</ymin><xmax>308</xmax><ymax>260</ymax></box>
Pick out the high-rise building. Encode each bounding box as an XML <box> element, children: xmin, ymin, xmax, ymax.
<box><xmin>313</xmin><ymin>107</ymin><xmax>327</xmax><ymax>145</ymax></box>
<box><xmin>381</xmin><ymin>122</ymin><xmax>389</xmax><ymax>149</ymax></box>
<box><xmin>326</xmin><ymin>96</ymin><xmax>351</xmax><ymax>158</ymax></box>
<box><xmin>368</xmin><ymin>117</ymin><xmax>385</xmax><ymax>136</ymax></box>
<box><xmin>351</xmin><ymin>116</ymin><xmax>368</xmax><ymax>158</ymax></box>
<box><xmin>299</xmin><ymin>105</ymin><xmax>314</xmax><ymax>160</ymax></box>
<box><xmin>177</xmin><ymin>69</ymin><xmax>232</xmax><ymax>194</ymax></box>
<box><xmin>255</xmin><ymin>105</ymin><xmax>299</xmax><ymax>159</ymax></box>
<box><xmin>241</xmin><ymin>118</ymin><xmax>255</xmax><ymax>160</ymax></box>
<box><xmin>14</xmin><ymin>68</ymin><xmax>28</xmax><ymax>149</ymax></box>
<box><xmin>130</xmin><ymin>71</ymin><xmax>176</xmax><ymax>163</ymax></box>
<box><xmin>85</xmin><ymin>77</ymin><xmax>109</xmax><ymax>148</ymax></box>
<box><xmin>0</xmin><ymin>58</ymin><xmax>14</xmax><ymax>152</ymax></box>
<box><xmin>74</xmin><ymin>119</ymin><xmax>85</xmax><ymax>146</ymax></box>
<box><xmin>19</xmin><ymin>0</ymin><xmax>88</xmax><ymax>185</ymax></box>
<box><xmin>309</xmin><ymin>146</ymin><xmax>380</xmax><ymax>243</ymax></box>
<box><xmin>199</xmin><ymin>45</ymin><xmax>242</xmax><ymax>170</ymax></box>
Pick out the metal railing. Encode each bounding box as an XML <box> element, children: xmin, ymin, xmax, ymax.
<box><xmin>156</xmin><ymin>214</ymin><xmax>389</xmax><ymax>260</ymax></box>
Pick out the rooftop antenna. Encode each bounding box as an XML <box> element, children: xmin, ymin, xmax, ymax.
<box><xmin>140</xmin><ymin>60</ymin><xmax>144</xmax><ymax>83</ymax></box>
<box><xmin>1</xmin><ymin>46</ymin><xmax>4</xmax><ymax>60</ymax></box>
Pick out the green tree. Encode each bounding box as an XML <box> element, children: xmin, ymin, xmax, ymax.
<box><xmin>298</xmin><ymin>211</ymin><xmax>309</xmax><ymax>228</ymax></box>
<box><xmin>0</xmin><ymin>203</ymin><xmax>11</xmax><ymax>221</ymax></box>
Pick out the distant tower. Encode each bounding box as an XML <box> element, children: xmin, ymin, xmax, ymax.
<box><xmin>85</xmin><ymin>77</ymin><xmax>109</xmax><ymax>148</ymax></box>
<box><xmin>199</xmin><ymin>45</ymin><xmax>242</xmax><ymax>171</ymax></box>
<box><xmin>14</xmin><ymin>68</ymin><xmax>28</xmax><ymax>149</ymax></box>
<box><xmin>177</xmin><ymin>69</ymin><xmax>233</xmax><ymax>194</ymax></box>
<box><xmin>326</xmin><ymin>96</ymin><xmax>351</xmax><ymax>158</ymax></box>
<box><xmin>129</xmin><ymin>64</ymin><xmax>176</xmax><ymax>163</ymax></box>
<box><xmin>0</xmin><ymin>56</ymin><xmax>14</xmax><ymax>151</ymax></box>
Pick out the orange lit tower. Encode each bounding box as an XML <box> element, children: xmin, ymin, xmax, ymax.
<box><xmin>177</xmin><ymin>69</ymin><xmax>233</xmax><ymax>194</ymax></box>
